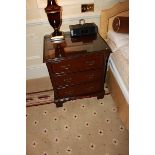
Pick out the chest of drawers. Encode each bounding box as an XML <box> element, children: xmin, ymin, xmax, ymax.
<box><xmin>43</xmin><ymin>32</ymin><xmax>111</xmax><ymax>107</ymax></box>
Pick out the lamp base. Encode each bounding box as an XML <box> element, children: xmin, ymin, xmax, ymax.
<box><xmin>50</xmin><ymin>31</ymin><xmax>65</xmax><ymax>43</ymax></box>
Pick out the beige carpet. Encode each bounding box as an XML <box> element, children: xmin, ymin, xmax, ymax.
<box><xmin>26</xmin><ymin>77</ymin><xmax>129</xmax><ymax>155</ymax></box>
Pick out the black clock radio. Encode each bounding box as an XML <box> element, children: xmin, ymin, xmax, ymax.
<box><xmin>69</xmin><ymin>19</ymin><xmax>98</xmax><ymax>38</ymax></box>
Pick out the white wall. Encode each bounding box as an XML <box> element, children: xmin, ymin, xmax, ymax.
<box><xmin>26</xmin><ymin>0</ymin><xmax>121</xmax><ymax>79</ymax></box>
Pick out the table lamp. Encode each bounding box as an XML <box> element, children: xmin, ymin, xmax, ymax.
<box><xmin>45</xmin><ymin>0</ymin><xmax>64</xmax><ymax>42</ymax></box>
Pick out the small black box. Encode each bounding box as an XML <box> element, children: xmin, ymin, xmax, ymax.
<box><xmin>69</xmin><ymin>23</ymin><xmax>98</xmax><ymax>38</ymax></box>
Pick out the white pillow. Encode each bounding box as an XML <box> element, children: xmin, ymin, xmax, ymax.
<box><xmin>107</xmin><ymin>30</ymin><xmax>129</xmax><ymax>48</ymax></box>
<box><xmin>115</xmin><ymin>38</ymin><xmax>128</xmax><ymax>48</ymax></box>
<box><xmin>117</xmin><ymin>43</ymin><xmax>129</xmax><ymax>60</ymax></box>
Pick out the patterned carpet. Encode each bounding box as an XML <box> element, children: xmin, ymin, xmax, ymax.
<box><xmin>26</xmin><ymin>89</ymin><xmax>129</xmax><ymax>155</ymax></box>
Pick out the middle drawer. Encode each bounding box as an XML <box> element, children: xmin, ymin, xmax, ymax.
<box><xmin>52</xmin><ymin>69</ymin><xmax>103</xmax><ymax>88</ymax></box>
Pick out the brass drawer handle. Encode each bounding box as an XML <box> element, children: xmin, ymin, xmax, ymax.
<box><xmin>61</xmin><ymin>64</ymin><xmax>71</xmax><ymax>70</ymax></box>
<box><xmin>63</xmin><ymin>77</ymin><xmax>72</xmax><ymax>83</ymax></box>
<box><xmin>85</xmin><ymin>60</ymin><xmax>95</xmax><ymax>66</ymax></box>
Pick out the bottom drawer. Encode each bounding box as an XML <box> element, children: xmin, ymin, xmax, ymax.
<box><xmin>57</xmin><ymin>81</ymin><xmax>103</xmax><ymax>98</ymax></box>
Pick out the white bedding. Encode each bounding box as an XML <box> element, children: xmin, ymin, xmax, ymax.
<box><xmin>107</xmin><ymin>30</ymin><xmax>129</xmax><ymax>49</ymax></box>
<box><xmin>107</xmin><ymin>31</ymin><xmax>129</xmax><ymax>103</ymax></box>
<box><xmin>109</xmin><ymin>56</ymin><xmax>129</xmax><ymax>103</ymax></box>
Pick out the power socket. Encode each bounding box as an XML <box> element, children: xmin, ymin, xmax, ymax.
<box><xmin>81</xmin><ymin>4</ymin><xmax>94</xmax><ymax>13</ymax></box>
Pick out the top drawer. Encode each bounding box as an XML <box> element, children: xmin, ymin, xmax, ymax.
<box><xmin>48</xmin><ymin>54</ymin><xmax>104</xmax><ymax>74</ymax></box>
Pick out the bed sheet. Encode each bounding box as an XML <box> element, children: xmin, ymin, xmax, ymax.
<box><xmin>108</xmin><ymin>42</ymin><xmax>129</xmax><ymax>103</ymax></box>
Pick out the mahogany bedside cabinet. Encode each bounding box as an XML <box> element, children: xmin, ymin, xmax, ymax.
<box><xmin>43</xmin><ymin>32</ymin><xmax>111</xmax><ymax>107</ymax></box>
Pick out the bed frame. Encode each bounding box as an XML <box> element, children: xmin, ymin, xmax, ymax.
<box><xmin>99</xmin><ymin>1</ymin><xmax>129</xmax><ymax>129</ymax></box>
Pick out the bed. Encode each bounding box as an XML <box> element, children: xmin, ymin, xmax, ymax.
<box><xmin>99</xmin><ymin>1</ymin><xmax>129</xmax><ymax>129</ymax></box>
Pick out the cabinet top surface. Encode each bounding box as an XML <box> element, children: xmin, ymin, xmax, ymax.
<box><xmin>43</xmin><ymin>32</ymin><xmax>111</xmax><ymax>62</ymax></box>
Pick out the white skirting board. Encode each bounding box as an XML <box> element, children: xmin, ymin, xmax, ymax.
<box><xmin>26</xmin><ymin>63</ymin><xmax>49</xmax><ymax>80</ymax></box>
